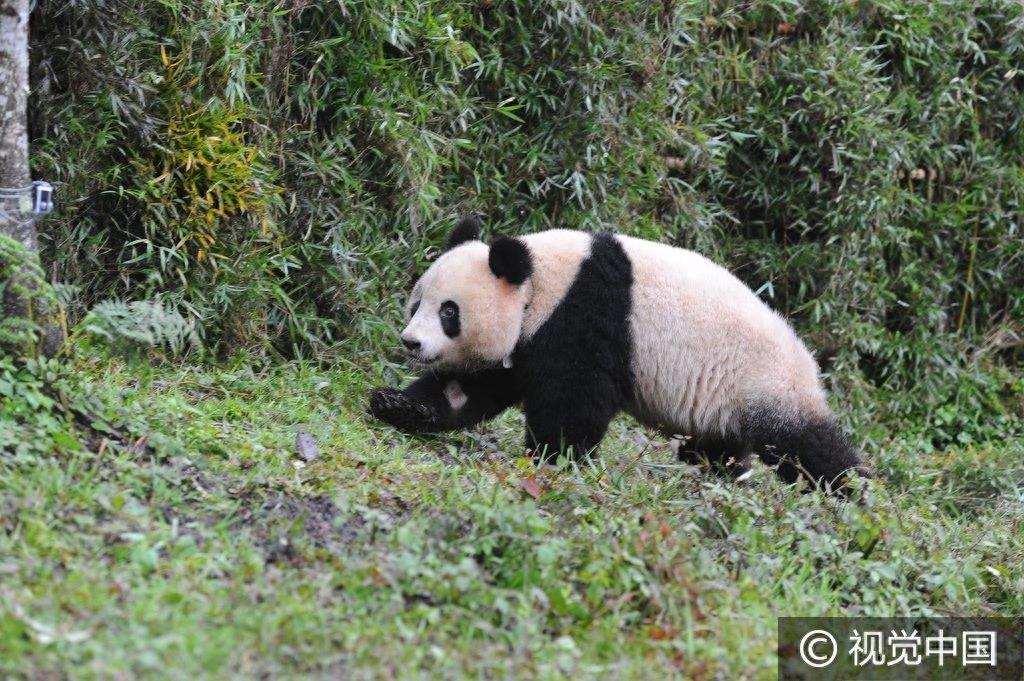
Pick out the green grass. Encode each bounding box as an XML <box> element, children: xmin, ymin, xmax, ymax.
<box><xmin>1</xmin><ymin>351</ymin><xmax>1022</xmax><ymax>679</ymax></box>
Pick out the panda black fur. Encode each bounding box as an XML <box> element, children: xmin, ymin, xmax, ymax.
<box><xmin>371</xmin><ymin>217</ymin><xmax>869</xmax><ymax>491</ymax></box>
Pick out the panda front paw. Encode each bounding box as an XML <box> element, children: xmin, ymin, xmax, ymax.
<box><xmin>369</xmin><ymin>387</ymin><xmax>440</xmax><ymax>433</ymax></box>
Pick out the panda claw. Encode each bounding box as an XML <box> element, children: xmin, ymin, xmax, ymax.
<box><xmin>369</xmin><ymin>387</ymin><xmax>405</xmax><ymax>411</ymax></box>
<box><xmin>369</xmin><ymin>387</ymin><xmax>439</xmax><ymax>433</ymax></box>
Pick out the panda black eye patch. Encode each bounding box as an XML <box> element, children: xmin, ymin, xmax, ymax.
<box><xmin>439</xmin><ymin>300</ymin><xmax>460</xmax><ymax>337</ymax></box>
<box><xmin>408</xmin><ymin>300</ymin><xmax>420</xmax><ymax>318</ymax></box>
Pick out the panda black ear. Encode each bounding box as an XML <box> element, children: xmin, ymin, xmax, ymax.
<box><xmin>488</xmin><ymin>236</ymin><xmax>532</xmax><ymax>285</ymax></box>
<box><xmin>445</xmin><ymin>215</ymin><xmax>482</xmax><ymax>251</ymax></box>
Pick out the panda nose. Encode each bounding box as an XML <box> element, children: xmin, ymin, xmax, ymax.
<box><xmin>402</xmin><ymin>337</ymin><xmax>421</xmax><ymax>352</ymax></box>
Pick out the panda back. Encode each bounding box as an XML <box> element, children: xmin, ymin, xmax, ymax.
<box><xmin>616</xmin><ymin>235</ymin><xmax>828</xmax><ymax>436</ymax></box>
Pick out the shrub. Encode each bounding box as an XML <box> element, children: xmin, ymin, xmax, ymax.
<box><xmin>81</xmin><ymin>299</ymin><xmax>199</xmax><ymax>357</ymax></box>
<box><xmin>0</xmin><ymin>235</ymin><xmax>63</xmax><ymax>358</ymax></box>
<box><xmin>27</xmin><ymin>0</ymin><xmax>1024</xmax><ymax>426</ymax></box>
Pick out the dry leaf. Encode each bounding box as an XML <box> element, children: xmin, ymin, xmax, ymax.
<box><xmin>295</xmin><ymin>430</ymin><xmax>320</xmax><ymax>462</ymax></box>
<box><xmin>519</xmin><ymin>476</ymin><xmax>542</xmax><ymax>498</ymax></box>
<box><xmin>130</xmin><ymin>434</ymin><xmax>148</xmax><ymax>454</ymax></box>
<box><xmin>648</xmin><ymin>625</ymin><xmax>678</xmax><ymax>640</ymax></box>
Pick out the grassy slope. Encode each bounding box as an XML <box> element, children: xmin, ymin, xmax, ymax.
<box><xmin>1</xmin><ymin>352</ymin><xmax>1022</xmax><ymax>679</ymax></box>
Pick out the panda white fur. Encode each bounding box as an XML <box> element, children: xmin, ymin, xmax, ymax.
<box><xmin>370</xmin><ymin>217</ymin><xmax>868</xmax><ymax>490</ymax></box>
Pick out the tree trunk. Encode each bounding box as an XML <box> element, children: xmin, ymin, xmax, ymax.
<box><xmin>0</xmin><ymin>0</ymin><xmax>62</xmax><ymax>358</ymax></box>
<box><xmin>0</xmin><ymin>0</ymin><xmax>37</xmax><ymax>252</ymax></box>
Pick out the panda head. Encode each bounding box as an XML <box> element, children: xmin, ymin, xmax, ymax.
<box><xmin>400</xmin><ymin>216</ymin><xmax>533</xmax><ymax>369</ymax></box>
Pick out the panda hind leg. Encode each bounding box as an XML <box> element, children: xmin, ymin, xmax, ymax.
<box><xmin>673</xmin><ymin>434</ymin><xmax>751</xmax><ymax>479</ymax></box>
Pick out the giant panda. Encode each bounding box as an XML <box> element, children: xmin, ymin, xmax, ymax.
<box><xmin>370</xmin><ymin>216</ymin><xmax>869</xmax><ymax>491</ymax></box>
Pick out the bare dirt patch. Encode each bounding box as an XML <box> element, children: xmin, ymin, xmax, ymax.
<box><xmin>236</xmin><ymin>494</ymin><xmax>367</xmax><ymax>564</ymax></box>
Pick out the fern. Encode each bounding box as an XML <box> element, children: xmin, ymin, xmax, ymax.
<box><xmin>83</xmin><ymin>299</ymin><xmax>199</xmax><ymax>357</ymax></box>
<box><xmin>0</xmin><ymin>235</ymin><xmax>61</xmax><ymax>358</ymax></box>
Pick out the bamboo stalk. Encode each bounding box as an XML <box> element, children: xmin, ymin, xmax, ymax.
<box><xmin>957</xmin><ymin>215</ymin><xmax>981</xmax><ymax>333</ymax></box>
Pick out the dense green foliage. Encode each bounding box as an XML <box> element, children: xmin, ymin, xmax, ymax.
<box><xmin>31</xmin><ymin>2</ymin><xmax>1023</xmax><ymax>384</ymax></box>
<box><xmin>0</xmin><ymin>235</ymin><xmax>62</xmax><ymax>358</ymax></box>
